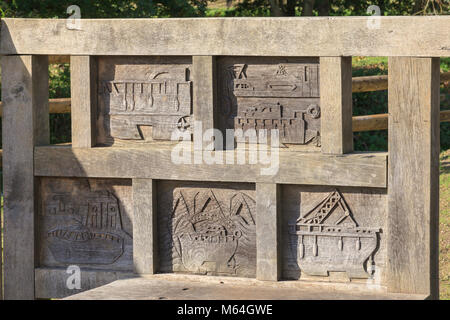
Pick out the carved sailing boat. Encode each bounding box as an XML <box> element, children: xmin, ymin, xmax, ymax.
<box><xmin>46</xmin><ymin>190</ymin><xmax>127</xmax><ymax>265</ymax></box>
<box><xmin>289</xmin><ymin>190</ymin><xmax>381</xmax><ymax>278</ymax></box>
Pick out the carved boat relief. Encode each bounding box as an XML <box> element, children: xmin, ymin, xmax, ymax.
<box><xmin>218</xmin><ymin>57</ymin><xmax>321</xmax><ymax>147</ymax></box>
<box><xmin>97</xmin><ymin>57</ymin><xmax>192</xmax><ymax>145</ymax></box>
<box><xmin>288</xmin><ymin>189</ymin><xmax>382</xmax><ymax>279</ymax></box>
<box><xmin>158</xmin><ymin>183</ymin><xmax>256</xmax><ymax>277</ymax></box>
<box><xmin>39</xmin><ymin>178</ymin><xmax>133</xmax><ymax>270</ymax></box>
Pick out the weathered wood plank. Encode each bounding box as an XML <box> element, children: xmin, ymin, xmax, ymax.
<box><xmin>1</xmin><ymin>17</ymin><xmax>449</xmax><ymax>56</ymax></box>
<box><xmin>35</xmin><ymin>268</ymin><xmax>133</xmax><ymax>299</ymax></box>
<box><xmin>192</xmin><ymin>56</ymin><xmax>218</xmax><ymax>150</ymax></box>
<box><xmin>133</xmin><ymin>179</ymin><xmax>158</xmax><ymax>274</ymax></box>
<box><xmin>352</xmin><ymin>111</ymin><xmax>450</xmax><ymax>132</ymax></box>
<box><xmin>2</xmin><ymin>55</ymin><xmax>49</xmax><ymax>299</ymax></box>
<box><xmin>34</xmin><ymin>146</ymin><xmax>388</xmax><ymax>188</ymax></box>
<box><xmin>71</xmin><ymin>56</ymin><xmax>97</xmax><ymax>147</ymax></box>
<box><xmin>256</xmin><ymin>183</ymin><xmax>280</xmax><ymax>281</ymax></box>
<box><xmin>352</xmin><ymin>75</ymin><xmax>388</xmax><ymax>93</ymax></box>
<box><xmin>62</xmin><ymin>274</ymin><xmax>428</xmax><ymax>300</ymax></box>
<box><xmin>320</xmin><ymin>57</ymin><xmax>353</xmax><ymax>154</ymax></box>
<box><xmin>353</xmin><ymin>114</ymin><xmax>389</xmax><ymax>132</ymax></box>
<box><xmin>387</xmin><ymin>57</ymin><xmax>440</xmax><ymax>299</ymax></box>
<box><xmin>49</xmin><ymin>55</ymin><xmax>70</xmax><ymax>64</ymax></box>
<box><xmin>0</xmin><ymin>97</ymin><xmax>70</xmax><ymax>117</ymax></box>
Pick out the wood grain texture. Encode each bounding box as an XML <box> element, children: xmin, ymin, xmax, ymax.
<box><xmin>352</xmin><ymin>110</ymin><xmax>450</xmax><ymax>132</ymax></box>
<box><xmin>320</xmin><ymin>57</ymin><xmax>353</xmax><ymax>154</ymax></box>
<box><xmin>352</xmin><ymin>75</ymin><xmax>388</xmax><ymax>93</ymax></box>
<box><xmin>34</xmin><ymin>146</ymin><xmax>388</xmax><ymax>188</ymax></box>
<box><xmin>256</xmin><ymin>183</ymin><xmax>280</xmax><ymax>281</ymax></box>
<box><xmin>49</xmin><ymin>55</ymin><xmax>70</xmax><ymax>64</ymax></box>
<box><xmin>35</xmin><ymin>267</ymin><xmax>133</xmax><ymax>299</ymax></box>
<box><xmin>133</xmin><ymin>179</ymin><xmax>158</xmax><ymax>274</ymax></box>
<box><xmin>2</xmin><ymin>55</ymin><xmax>49</xmax><ymax>299</ymax></box>
<box><xmin>71</xmin><ymin>56</ymin><xmax>97</xmax><ymax>148</ymax></box>
<box><xmin>387</xmin><ymin>57</ymin><xmax>440</xmax><ymax>299</ymax></box>
<box><xmin>1</xmin><ymin>17</ymin><xmax>450</xmax><ymax>56</ymax></box>
<box><xmin>193</xmin><ymin>56</ymin><xmax>218</xmax><ymax>150</ymax></box>
<box><xmin>352</xmin><ymin>114</ymin><xmax>388</xmax><ymax>132</ymax></box>
<box><xmin>62</xmin><ymin>274</ymin><xmax>428</xmax><ymax>300</ymax></box>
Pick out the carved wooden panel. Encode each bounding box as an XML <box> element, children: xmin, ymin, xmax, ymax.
<box><xmin>97</xmin><ymin>56</ymin><xmax>192</xmax><ymax>146</ymax></box>
<box><xmin>281</xmin><ymin>186</ymin><xmax>386</xmax><ymax>282</ymax></box>
<box><xmin>217</xmin><ymin>57</ymin><xmax>320</xmax><ymax>147</ymax></box>
<box><xmin>158</xmin><ymin>181</ymin><xmax>256</xmax><ymax>277</ymax></box>
<box><xmin>38</xmin><ymin>178</ymin><xmax>133</xmax><ymax>271</ymax></box>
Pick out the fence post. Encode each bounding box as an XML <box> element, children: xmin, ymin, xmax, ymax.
<box><xmin>2</xmin><ymin>55</ymin><xmax>49</xmax><ymax>299</ymax></box>
<box><xmin>387</xmin><ymin>57</ymin><xmax>440</xmax><ymax>299</ymax></box>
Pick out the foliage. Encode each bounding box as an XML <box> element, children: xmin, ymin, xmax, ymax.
<box><xmin>49</xmin><ymin>64</ymin><xmax>71</xmax><ymax>144</ymax></box>
<box><xmin>0</xmin><ymin>0</ymin><xmax>209</xmax><ymax>18</ymax></box>
<box><xmin>351</xmin><ymin>57</ymin><xmax>389</xmax><ymax>151</ymax></box>
<box><xmin>351</xmin><ymin>57</ymin><xmax>450</xmax><ymax>151</ymax></box>
<box><xmin>208</xmin><ymin>0</ymin><xmax>449</xmax><ymax>17</ymax></box>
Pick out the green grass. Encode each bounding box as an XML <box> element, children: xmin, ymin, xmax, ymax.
<box><xmin>440</xmin><ymin>150</ymin><xmax>450</xmax><ymax>300</ymax></box>
<box><xmin>352</xmin><ymin>56</ymin><xmax>450</xmax><ymax>73</ymax></box>
<box><xmin>352</xmin><ymin>56</ymin><xmax>388</xmax><ymax>69</ymax></box>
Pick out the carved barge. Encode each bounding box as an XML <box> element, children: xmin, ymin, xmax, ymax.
<box><xmin>46</xmin><ymin>191</ymin><xmax>125</xmax><ymax>265</ymax></box>
<box><xmin>289</xmin><ymin>190</ymin><xmax>380</xmax><ymax>279</ymax></box>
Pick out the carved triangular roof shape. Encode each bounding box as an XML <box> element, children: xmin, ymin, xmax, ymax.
<box><xmin>297</xmin><ymin>189</ymin><xmax>358</xmax><ymax>227</ymax></box>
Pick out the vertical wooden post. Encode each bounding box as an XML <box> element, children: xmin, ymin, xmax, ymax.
<box><xmin>132</xmin><ymin>179</ymin><xmax>158</xmax><ymax>274</ymax></box>
<box><xmin>387</xmin><ymin>57</ymin><xmax>440</xmax><ymax>299</ymax></box>
<box><xmin>256</xmin><ymin>183</ymin><xmax>281</xmax><ymax>281</ymax></box>
<box><xmin>2</xmin><ymin>55</ymin><xmax>49</xmax><ymax>299</ymax></box>
<box><xmin>192</xmin><ymin>56</ymin><xmax>218</xmax><ymax>150</ymax></box>
<box><xmin>71</xmin><ymin>56</ymin><xmax>97</xmax><ymax>148</ymax></box>
<box><xmin>320</xmin><ymin>57</ymin><xmax>353</xmax><ymax>154</ymax></box>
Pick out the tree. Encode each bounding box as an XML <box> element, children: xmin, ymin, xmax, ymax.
<box><xmin>0</xmin><ymin>0</ymin><xmax>210</xmax><ymax>18</ymax></box>
<box><xmin>233</xmin><ymin>0</ymin><xmax>448</xmax><ymax>17</ymax></box>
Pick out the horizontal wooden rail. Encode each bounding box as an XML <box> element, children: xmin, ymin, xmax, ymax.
<box><xmin>48</xmin><ymin>55</ymin><xmax>70</xmax><ymax>64</ymax></box>
<box><xmin>352</xmin><ymin>72</ymin><xmax>450</xmax><ymax>93</ymax></box>
<box><xmin>353</xmin><ymin>110</ymin><xmax>450</xmax><ymax>132</ymax></box>
<box><xmin>33</xmin><ymin>146</ymin><xmax>388</xmax><ymax>188</ymax></box>
<box><xmin>1</xmin><ymin>17</ymin><xmax>450</xmax><ymax>56</ymax></box>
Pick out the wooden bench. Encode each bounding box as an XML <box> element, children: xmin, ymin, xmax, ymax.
<box><xmin>1</xmin><ymin>16</ymin><xmax>449</xmax><ymax>300</ymax></box>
